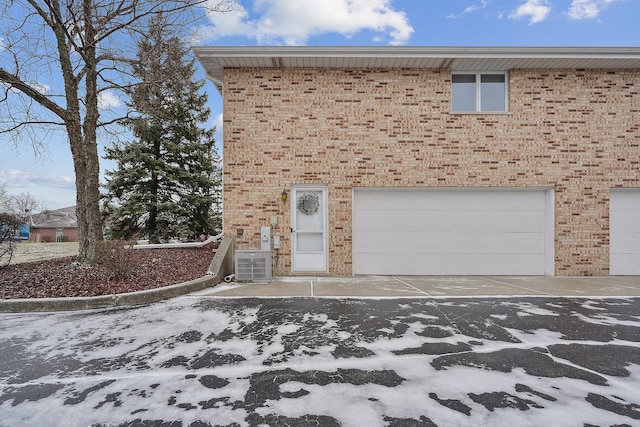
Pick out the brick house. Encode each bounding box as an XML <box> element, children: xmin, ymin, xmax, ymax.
<box><xmin>30</xmin><ymin>206</ymin><xmax>79</xmax><ymax>243</ymax></box>
<box><xmin>194</xmin><ymin>46</ymin><xmax>640</xmax><ymax>276</ymax></box>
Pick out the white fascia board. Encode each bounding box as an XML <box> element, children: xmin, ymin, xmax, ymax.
<box><xmin>194</xmin><ymin>45</ymin><xmax>640</xmax><ymax>59</ymax></box>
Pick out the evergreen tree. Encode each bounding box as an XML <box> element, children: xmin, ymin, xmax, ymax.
<box><xmin>103</xmin><ymin>16</ymin><xmax>221</xmax><ymax>243</ymax></box>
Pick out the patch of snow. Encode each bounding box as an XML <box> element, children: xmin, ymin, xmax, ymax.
<box><xmin>1</xmin><ymin>297</ymin><xmax>639</xmax><ymax>426</ymax></box>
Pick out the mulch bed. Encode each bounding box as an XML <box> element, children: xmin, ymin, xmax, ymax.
<box><xmin>0</xmin><ymin>244</ymin><xmax>217</xmax><ymax>299</ymax></box>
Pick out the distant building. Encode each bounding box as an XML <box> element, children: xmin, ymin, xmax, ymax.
<box><xmin>30</xmin><ymin>206</ymin><xmax>78</xmax><ymax>242</ymax></box>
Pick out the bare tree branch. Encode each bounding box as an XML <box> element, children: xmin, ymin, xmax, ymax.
<box><xmin>0</xmin><ymin>69</ymin><xmax>69</xmax><ymax>121</ymax></box>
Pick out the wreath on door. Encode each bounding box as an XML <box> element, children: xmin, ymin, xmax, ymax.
<box><xmin>297</xmin><ymin>192</ymin><xmax>319</xmax><ymax>215</ymax></box>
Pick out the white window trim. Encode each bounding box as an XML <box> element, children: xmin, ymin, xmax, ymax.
<box><xmin>451</xmin><ymin>71</ymin><xmax>509</xmax><ymax>113</ymax></box>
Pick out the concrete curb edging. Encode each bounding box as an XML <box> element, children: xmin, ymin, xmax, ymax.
<box><xmin>131</xmin><ymin>233</ymin><xmax>223</xmax><ymax>250</ymax></box>
<box><xmin>0</xmin><ymin>236</ymin><xmax>236</xmax><ymax>314</ymax></box>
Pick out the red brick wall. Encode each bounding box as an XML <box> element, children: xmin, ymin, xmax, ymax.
<box><xmin>31</xmin><ymin>227</ymin><xmax>79</xmax><ymax>243</ymax></box>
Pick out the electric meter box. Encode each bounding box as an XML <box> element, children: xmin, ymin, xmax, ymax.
<box><xmin>260</xmin><ymin>226</ymin><xmax>271</xmax><ymax>251</ymax></box>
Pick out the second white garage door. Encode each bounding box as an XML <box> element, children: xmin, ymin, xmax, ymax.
<box><xmin>353</xmin><ymin>188</ymin><xmax>554</xmax><ymax>275</ymax></box>
<box><xmin>610</xmin><ymin>189</ymin><xmax>640</xmax><ymax>275</ymax></box>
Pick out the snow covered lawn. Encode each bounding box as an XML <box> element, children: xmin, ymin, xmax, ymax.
<box><xmin>1</xmin><ymin>296</ymin><xmax>639</xmax><ymax>426</ymax></box>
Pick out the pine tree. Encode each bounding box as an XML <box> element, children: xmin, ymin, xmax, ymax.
<box><xmin>103</xmin><ymin>16</ymin><xmax>221</xmax><ymax>243</ymax></box>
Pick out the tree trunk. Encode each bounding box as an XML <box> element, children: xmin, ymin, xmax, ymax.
<box><xmin>73</xmin><ymin>0</ymin><xmax>103</xmax><ymax>262</ymax></box>
<box><xmin>68</xmin><ymin>125</ymin><xmax>90</xmax><ymax>261</ymax></box>
<box><xmin>72</xmin><ymin>135</ymin><xmax>103</xmax><ymax>263</ymax></box>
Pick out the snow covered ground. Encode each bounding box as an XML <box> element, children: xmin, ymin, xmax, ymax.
<box><xmin>8</xmin><ymin>242</ymin><xmax>78</xmax><ymax>265</ymax></box>
<box><xmin>1</xmin><ymin>296</ymin><xmax>639</xmax><ymax>426</ymax></box>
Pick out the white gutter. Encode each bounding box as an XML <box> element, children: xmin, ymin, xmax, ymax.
<box><xmin>193</xmin><ymin>45</ymin><xmax>640</xmax><ymax>60</ymax></box>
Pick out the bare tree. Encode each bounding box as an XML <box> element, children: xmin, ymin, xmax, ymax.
<box><xmin>0</xmin><ymin>212</ymin><xmax>22</xmax><ymax>268</ymax></box>
<box><xmin>0</xmin><ymin>0</ymin><xmax>230</xmax><ymax>263</ymax></box>
<box><xmin>0</xmin><ymin>183</ymin><xmax>8</xmax><ymax>213</ymax></box>
<box><xmin>7</xmin><ymin>192</ymin><xmax>43</xmax><ymax>224</ymax></box>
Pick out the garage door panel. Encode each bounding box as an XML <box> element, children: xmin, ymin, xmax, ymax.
<box><xmin>610</xmin><ymin>232</ymin><xmax>640</xmax><ymax>253</ymax></box>
<box><xmin>611</xmin><ymin>212</ymin><xmax>640</xmax><ymax>233</ymax></box>
<box><xmin>610</xmin><ymin>194</ymin><xmax>640</xmax><ymax>211</ymax></box>
<box><xmin>355</xmin><ymin>189</ymin><xmax>546</xmax><ymax>211</ymax></box>
<box><xmin>610</xmin><ymin>254</ymin><xmax>640</xmax><ymax>276</ymax></box>
<box><xmin>354</xmin><ymin>210</ymin><xmax>545</xmax><ymax>233</ymax></box>
<box><xmin>354</xmin><ymin>232</ymin><xmax>546</xmax><ymax>254</ymax></box>
<box><xmin>353</xmin><ymin>188</ymin><xmax>552</xmax><ymax>275</ymax></box>
<box><xmin>354</xmin><ymin>253</ymin><xmax>547</xmax><ymax>276</ymax></box>
<box><xmin>610</xmin><ymin>189</ymin><xmax>640</xmax><ymax>275</ymax></box>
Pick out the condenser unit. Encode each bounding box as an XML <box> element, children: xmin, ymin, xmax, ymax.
<box><xmin>235</xmin><ymin>250</ymin><xmax>272</xmax><ymax>281</ymax></box>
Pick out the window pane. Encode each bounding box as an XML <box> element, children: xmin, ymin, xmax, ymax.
<box><xmin>452</xmin><ymin>74</ymin><xmax>476</xmax><ymax>84</ymax></box>
<box><xmin>481</xmin><ymin>74</ymin><xmax>505</xmax><ymax>84</ymax></box>
<box><xmin>295</xmin><ymin>191</ymin><xmax>323</xmax><ymax>231</ymax></box>
<box><xmin>480</xmin><ymin>74</ymin><xmax>506</xmax><ymax>111</ymax></box>
<box><xmin>452</xmin><ymin>74</ymin><xmax>476</xmax><ymax>111</ymax></box>
<box><xmin>297</xmin><ymin>233</ymin><xmax>323</xmax><ymax>252</ymax></box>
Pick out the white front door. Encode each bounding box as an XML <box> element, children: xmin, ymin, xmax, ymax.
<box><xmin>292</xmin><ymin>186</ymin><xmax>328</xmax><ymax>272</ymax></box>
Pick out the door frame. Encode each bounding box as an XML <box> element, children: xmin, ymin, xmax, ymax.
<box><xmin>291</xmin><ymin>184</ymin><xmax>329</xmax><ymax>273</ymax></box>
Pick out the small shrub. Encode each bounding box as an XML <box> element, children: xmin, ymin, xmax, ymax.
<box><xmin>95</xmin><ymin>240</ymin><xmax>136</xmax><ymax>281</ymax></box>
<box><xmin>0</xmin><ymin>213</ymin><xmax>21</xmax><ymax>269</ymax></box>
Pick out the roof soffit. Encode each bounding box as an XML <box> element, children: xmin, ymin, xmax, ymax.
<box><xmin>193</xmin><ymin>46</ymin><xmax>640</xmax><ymax>92</ymax></box>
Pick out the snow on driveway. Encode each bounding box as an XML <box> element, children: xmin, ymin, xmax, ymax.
<box><xmin>1</xmin><ymin>296</ymin><xmax>639</xmax><ymax>426</ymax></box>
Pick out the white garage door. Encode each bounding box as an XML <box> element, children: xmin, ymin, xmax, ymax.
<box><xmin>353</xmin><ymin>188</ymin><xmax>554</xmax><ymax>275</ymax></box>
<box><xmin>610</xmin><ymin>189</ymin><xmax>640</xmax><ymax>275</ymax></box>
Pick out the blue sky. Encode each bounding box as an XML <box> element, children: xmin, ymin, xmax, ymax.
<box><xmin>1</xmin><ymin>0</ymin><xmax>638</xmax><ymax>210</ymax></box>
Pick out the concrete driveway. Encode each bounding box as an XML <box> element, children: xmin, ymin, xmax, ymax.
<box><xmin>203</xmin><ymin>275</ymin><xmax>640</xmax><ymax>297</ymax></box>
<box><xmin>1</xmin><ymin>292</ymin><xmax>639</xmax><ymax>426</ymax></box>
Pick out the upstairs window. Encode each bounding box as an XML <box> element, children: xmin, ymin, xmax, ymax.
<box><xmin>451</xmin><ymin>73</ymin><xmax>507</xmax><ymax>112</ymax></box>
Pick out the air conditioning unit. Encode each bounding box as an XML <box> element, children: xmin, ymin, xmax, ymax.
<box><xmin>235</xmin><ymin>250</ymin><xmax>272</xmax><ymax>281</ymax></box>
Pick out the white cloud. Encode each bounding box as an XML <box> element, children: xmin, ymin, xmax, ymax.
<box><xmin>213</xmin><ymin>112</ymin><xmax>223</xmax><ymax>150</ymax></box>
<box><xmin>98</xmin><ymin>90</ymin><xmax>121</xmax><ymax>109</ymax></box>
<box><xmin>509</xmin><ymin>0</ymin><xmax>551</xmax><ymax>24</ymax></box>
<box><xmin>0</xmin><ymin>169</ymin><xmax>76</xmax><ymax>209</ymax></box>
<box><xmin>32</xmin><ymin>82</ymin><xmax>51</xmax><ymax>95</ymax></box>
<box><xmin>0</xmin><ymin>169</ymin><xmax>75</xmax><ymax>190</ymax></box>
<box><xmin>4</xmin><ymin>81</ymin><xmax>50</xmax><ymax>95</ymax></box>
<box><xmin>464</xmin><ymin>0</ymin><xmax>490</xmax><ymax>14</ymax></box>
<box><xmin>197</xmin><ymin>0</ymin><xmax>413</xmax><ymax>46</ymax></box>
<box><xmin>567</xmin><ymin>0</ymin><xmax>615</xmax><ymax>20</ymax></box>
<box><xmin>447</xmin><ymin>0</ymin><xmax>490</xmax><ymax>19</ymax></box>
